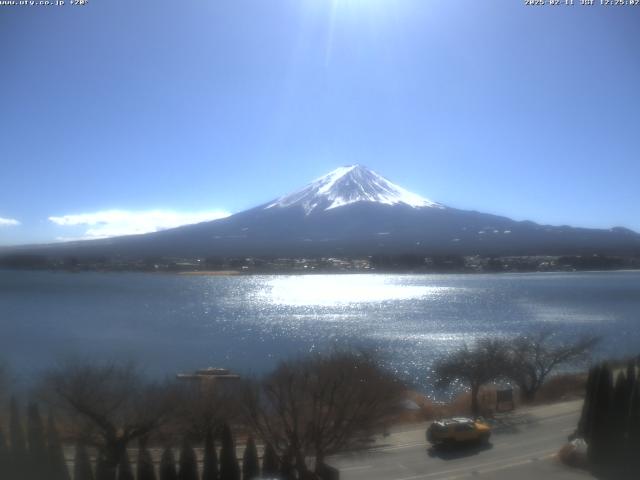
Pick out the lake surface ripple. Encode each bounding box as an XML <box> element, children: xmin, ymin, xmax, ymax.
<box><xmin>1</xmin><ymin>270</ymin><xmax>639</xmax><ymax>392</ymax></box>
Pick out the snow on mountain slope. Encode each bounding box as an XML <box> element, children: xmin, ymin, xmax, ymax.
<box><xmin>265</xmin><ymin>165</ymin><xmax>443</xmax><ymax>215</ymax></box>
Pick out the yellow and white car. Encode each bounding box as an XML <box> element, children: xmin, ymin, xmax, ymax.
<box><xmin>427</xmin><ymin>417</ymin><xmax>492</xmax><ymax>446</ymax></box>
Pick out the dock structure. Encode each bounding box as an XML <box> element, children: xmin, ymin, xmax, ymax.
<box><xmin>176</xmin><ymin>367</ymin><xmax>241</xmax><ymax>382</ymax></box>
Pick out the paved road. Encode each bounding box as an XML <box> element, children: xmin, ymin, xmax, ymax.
<box><xmin>329</xmin><ymin>400</ymin><xmax>594</xmax><ymax>480</ymax></box>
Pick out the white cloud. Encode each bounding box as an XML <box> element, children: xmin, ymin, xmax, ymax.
<box><xmin>0</xmin><ymin>217</ymin><xmax>20</xmax><ymax>227</ymax></box>
<box><xmin>48</xmin><ymin>209</ymin><xmax>231</xmax><ymax>240</ymax></box>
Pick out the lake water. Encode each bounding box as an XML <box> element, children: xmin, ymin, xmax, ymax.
<box><xmin>1</xmin><ymin>270</ymin><xmax>639</xmax><ymax>392</ymax></box>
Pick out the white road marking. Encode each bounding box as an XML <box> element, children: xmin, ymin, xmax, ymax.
<box><xmin>351</xmin><ymin>426</ymin><xmax>571</xmax><ymax>457</ymax></box>
<box><xmin>385</xmin><ymin>448</ymin><xmax>559</xmax><ymax>480</ymax></box>
<box><xmin>439</xmin><ymin>453</ymin><xmax>556</xmax><ymax>479</ymax></box>
<box><xmin>340</xmin><ymin>464</ymin><xmax>374</xmax><ymax>472</ymax></box>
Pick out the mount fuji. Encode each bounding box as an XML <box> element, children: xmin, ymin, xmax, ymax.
<box><xmin>264</xmin><ymin>165</ymin><xmax>443</xmax><ymax>214</ymax></box>
<box><xmin>7</xmin><ymin>165</ymin><xmax>640</xmax><ymax>259</ymax></box>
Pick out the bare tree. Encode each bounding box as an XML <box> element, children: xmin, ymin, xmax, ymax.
<box><xmin>42</xmin><ymin>361</ymin><xmax>178</xmax><ymax>480</ymax></box>
<box><xmin>505</xmin><ymin>330</ymin><xmax>599</xmax><ymax>402</ymax></box>
<box><xmin>243</xmin><ymin>350</ymin><xmax>405</xmax><ymax>478</ymax></box>
<box><xmin>433</xmin><ymin>338</ymin><xmax>509</xmax><ymax>418</ymax></box>
<box><xmin>171</xmin><ymin>380</ymin><xmax>239</xmax><ymax>441</ymax></box>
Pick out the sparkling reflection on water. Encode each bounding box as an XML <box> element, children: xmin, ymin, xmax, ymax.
<box><xmin>256</xmin><ymin>274</ymin><xmax>455</xmax><ymax>306</ymax></box>
<box><xmin>0</xmin><ymin>270</ymin><xmax>639</xmax><ymax>394</ymax></box>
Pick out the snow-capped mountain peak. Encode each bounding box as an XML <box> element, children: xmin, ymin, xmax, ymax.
<box><xmin>266</xmin><ymin>165</ymin><xmax>443</xmax><ymax>215</ymax></box>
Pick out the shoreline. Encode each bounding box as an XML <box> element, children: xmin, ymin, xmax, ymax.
<box><xmin>2</xmin><ymin>267</ymin><xmax>639</xmax><ymax>276</ymax></box>
<box><xmin>178</xmin><ymin>270</ymin><xmax>242</xmax><ymax>276</ymax></box>
<box><xmin>173</xmin><ymin>268</ymin><xmax>640</xmax><ymax>277</ymax></box>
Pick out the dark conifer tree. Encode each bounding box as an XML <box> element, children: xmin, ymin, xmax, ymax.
<box><xmin>261</xmin><ymin>443</ymin><xmax>279</xmax><ymax>478</ymax></box>
<box><xmin>9</xmin><ymin>397</ymin><xmax>27</xmax><ymax>478</ymax></box>
<box><xmin>219</xmin><ymin>424</ymin><xmax>240</xmax><ymax>480</ymax></box>
<box><xmin>202</xmin><ymin>429</ymin><xmax>218</xmax><ymax>480</ymax></box>
<box><xmin>117</xmin><ymin>449</ymin><xmax>134</xmax><ymax>480</ymax></box>
<box><xmin>74</xmin><ymin>443</ymin><xmax>95</xmax><ymax>480</ymax></box>
<box><xmin>47</xmin><ymin>412</ymin><xmax>71</xmax><ymax>480</ymax></box>
<box><xmin>242</xmin><ymin>436</ymin><xmax>259</xmax><ymax>480</ymax></box>
<box><xmin>610</xmin><ymin>372</ymin><xmax>629</xmax><ymax>465</ymax></box>
<box><xmin>137</xmin><ymin>437</ymin><xmax>157</xmax><ymax>480</ymax></box>
<box><xmin>627</xmin><ymin>360</ymin><xmax>637</xmax><ymax>404</ymax></box>
<box><xmin>95</xmin><ymin>449</ymin><xmax>112</xmax><ymax>480</ymax></box>
<box><xmin>587</xmin><ymin>363</ymin><xmax>613</xmax><ymax>466</ymax></box>
<box><xmin>160</xmin><ymin>447</ymin><xmax>178</xmax><ymax>480</ymax></box>
<box><xmin>279</xmin><ymin>450</ymin><xmax>294</xmax><ymax>480</ymax></box>
<box><xmin>27</xmin><ymin>403</ymin><xmax>47</xmax><ymax>479</ymax></box>
<box><xmin>578</xmin><ymin>365</ymin><xmax>600</xmax><ymax>439</ymax></box>
<box><xmin>178</xmin><ymin>438</ymin><xmax>198</xmax><ymax>480</ymax></box>
<box><xmin>0</xmin><ymin>426</ymin><xmax>9</xmax><ymax>480</ymax></box>
<box><xmin>627</xmin><ymin>381</ymin><xmax>640</xmax><ymax>470</ymax></box>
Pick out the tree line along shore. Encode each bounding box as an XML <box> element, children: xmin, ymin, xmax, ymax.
<box><xmin>1</xmin><ymin>252</ymin><xmax>639</xmax><ymax>274</ymax></box>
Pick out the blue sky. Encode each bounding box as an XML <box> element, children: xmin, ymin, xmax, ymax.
<box><xmin>1</xmin><ymin>0</ymin><xmax>639</xmax><ymax>246</ymax></box>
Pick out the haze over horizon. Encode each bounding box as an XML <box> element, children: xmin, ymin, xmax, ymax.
<box><xmin>2</xmin><ymin>1</ymin><xmax>639</xmax><ymax>246</ymax></box>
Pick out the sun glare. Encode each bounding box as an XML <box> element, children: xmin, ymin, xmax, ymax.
<box><xmin>259</xmin><ymin>275</ymin><xmax>452</xmax><ymax>306</ymax></box>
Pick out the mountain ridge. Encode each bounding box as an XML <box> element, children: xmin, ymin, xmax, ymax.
<box><xmin>2</xmin><ymin>165</ymin><xmax>639</xmax><ymax>259</ymax></box>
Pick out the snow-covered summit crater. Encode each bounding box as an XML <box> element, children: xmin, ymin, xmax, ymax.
<box><xmin>266</xmin><ymin>165</ymin><xmax>443</xmax><ymax>215</ymax></box>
